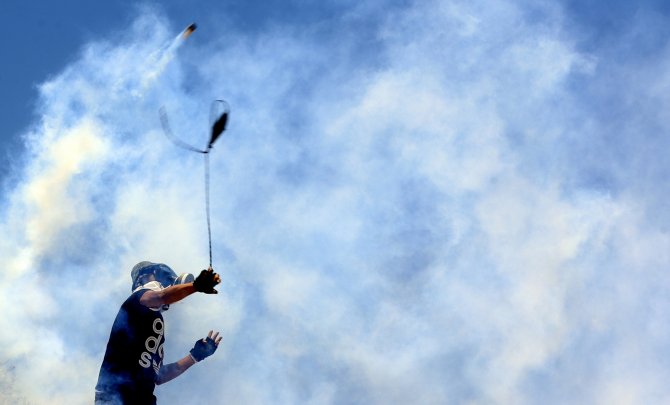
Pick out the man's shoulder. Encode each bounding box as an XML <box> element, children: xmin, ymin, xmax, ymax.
<box><xmin>121</xmin><ymin>289</ymin><xmax>151</xmax><ymax>310</ymax></box>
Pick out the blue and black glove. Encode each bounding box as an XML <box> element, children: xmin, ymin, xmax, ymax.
<box><xmin>190</xmin><ymin>331</ymin><xmax>222</xmax><ymax>362</ymax></box>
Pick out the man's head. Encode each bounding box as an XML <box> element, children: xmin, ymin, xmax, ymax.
<box><xmin>131</xmin><ymin>261</ymin><xmax>179</xmax><ymax>291</ymax></box>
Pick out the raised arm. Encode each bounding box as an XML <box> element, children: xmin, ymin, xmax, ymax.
<box><xmin>140</xmin><ymin>283</ymin><xmax>196</xmax><ymax>308</ymax></box>
<box><xmin>140</xmin><ymin>268</ymin><xmax>221</xmax><ymax>308</ymax></box>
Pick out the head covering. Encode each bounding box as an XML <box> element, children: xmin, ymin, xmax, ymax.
<box><xmin>130</xmin><ymin>261</ymin><xmax>178</xmax><ymax>291</ymax></box>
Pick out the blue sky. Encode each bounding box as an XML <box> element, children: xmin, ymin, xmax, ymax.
<box><xmin>1</xmin><ymin>1</ymin><xmax>670</xmax><ymax>404</ymax></box>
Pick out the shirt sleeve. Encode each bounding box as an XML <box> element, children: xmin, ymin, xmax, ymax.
<box><xmin>124</xmin><ymin>289</ymin><xmax>152</xmax><ymax>312</ymax></box>
<box><xmin>130</xmin><ymin>288</ymin><xmax>165</xmax><ymax>312</ymax></box>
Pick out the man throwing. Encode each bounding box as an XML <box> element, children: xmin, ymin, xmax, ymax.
<box><xmin>95</xmin><ymin>261</ymin><xmax>222</xmax><ymax>404</ymax></box>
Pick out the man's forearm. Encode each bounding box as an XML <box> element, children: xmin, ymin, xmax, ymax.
<box><xmin>160</xmin><ymin>283</ymin><xmax>197</xmax><ymax>305</ymax></box>
<box><xmin>156</xmin><ymin>354</ymin><xmax>197</xmax><ymax>385</ymax></box>
<box><xmin>141</xmin><ymin>283</ymin><xmax>196</xmax><ymax>307</ymax></box>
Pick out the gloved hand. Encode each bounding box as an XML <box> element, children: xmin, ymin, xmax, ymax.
<box><xmin>190</xmin><ymin>331</ymin><xmax>223</xmax><ymax>362</ymax></box>
<box><xmin>193</xmin><ymin>267</ymin><xmax>220</xmax><ymax>294</ymax></box>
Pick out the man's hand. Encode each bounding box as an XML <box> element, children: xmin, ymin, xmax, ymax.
<box><xmin>193</xmin><ymin>267</ymin><xmax>221</xmax><ymax>294</ymax></box>
<box><xmin>190</xmin><ymin>330</ymin><xmax>223</xmax><ymax>362</ymax></box>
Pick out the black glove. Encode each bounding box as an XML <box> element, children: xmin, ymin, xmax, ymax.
<box><xmin>193</xmin><ymin>268</ymin><xmax>220</xmax><ymax>294</ymax></box>
<box><xmin>190</xmin><ymin>337</ymin><xmax>218</xmax><ymax>362</ymax></box>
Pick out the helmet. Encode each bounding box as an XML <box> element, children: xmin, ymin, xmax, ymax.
<box><xmin>130</xmin><ymin>261</ymin><xmax>178</xmax><ymax>291</ymax></box>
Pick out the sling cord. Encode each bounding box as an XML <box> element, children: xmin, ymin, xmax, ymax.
<box><xmin>159</xmin><ymin>106</ymin><xmax>219</xmax><ymax>268</ymax></box>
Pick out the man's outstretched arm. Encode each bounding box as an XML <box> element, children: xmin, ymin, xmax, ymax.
<box><xmin>140</xmin><ymin>283</ymin><xmax>196</xmax><ymax>308</ymax></box>
<box><xmin>140</xmin><ymin>268</ymin><xmax>221</xmax><ymax>308</ymax></box>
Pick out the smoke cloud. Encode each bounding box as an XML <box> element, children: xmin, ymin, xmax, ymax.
<box><xmin>1</xmin><ymin>1</ymin><xmax>670</xmax><ymax>404</ymax></box>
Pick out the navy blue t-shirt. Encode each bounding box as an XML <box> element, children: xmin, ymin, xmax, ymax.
<box><xmin>96</xmin><ymin>289</ymin><xmax>166</xmax><ymax>404</ymax></box>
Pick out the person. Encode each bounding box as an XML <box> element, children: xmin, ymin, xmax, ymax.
<box><xmin>95</xmin><ymin>261</ymin><xmax>222</xmax><ymax>405</ymax></box>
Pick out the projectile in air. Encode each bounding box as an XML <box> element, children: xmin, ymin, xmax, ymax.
<box><xmin>181</xmin><ymin>23</ymin><xmax>197</xmax><ymax>40</ymax></box>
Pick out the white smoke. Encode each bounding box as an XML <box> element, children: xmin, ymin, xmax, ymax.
<box><xmin>1</xmin><ymin>1</ymin><xmax>670</xmax><ymax>404</ymax></box>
